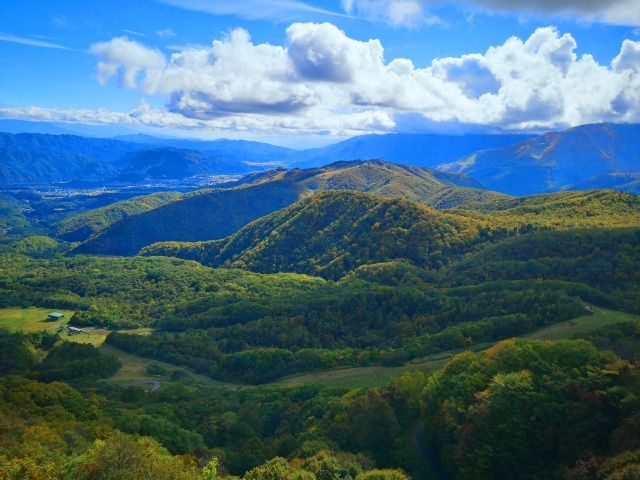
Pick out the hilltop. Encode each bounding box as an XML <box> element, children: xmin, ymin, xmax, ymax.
<box><xmin>71</xmin><ymin>160</ymin><xmax>507</xmax><ymax>256</ymax></box>
<box><xmin>141</xmin><ymin>190</ymin><xmax>483</xmax><ymax>279</ymax></box>
<box><xmin>141</xmin><ymin>188</ymin><xmax>640</xmax><ymax>280</ymax></box>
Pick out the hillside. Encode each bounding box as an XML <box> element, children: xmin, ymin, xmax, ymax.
<box><xmin>0</xmin><ymin>132</ymin><xmax>270</xmax><ymax>185</ymax></box>
<box><xmin>68</xmin><ymin>160</ymin><xmax>508</xmax><ymax>255</ymax></box>
<box><xmin>114</xmin><ymin>147</ymin><xmax>251</xmax><ymax>181</ymax></box>
<box><xmin>113</xmin><ymin>135</ymin><xmax>296</xmax><ymax>166</ymax></box>
<box><xmin>563</xmin><ymin>172</ymin><xmax>640</xmax><ymax>194</ymax></box>
<box><xmin>459</xmin><ymin>189</ymin><xmax>640</xmax><ymax>229</ymax></box>
<box><xmin>140</xmin><ymin>190</ymin><xmax>485</xmax><ymax>279</ymax></box>
<box><xmin>0</xmin><ymin>193</ymin><xmax>42</xmax><ymax>241</ymax></box>
<box><xmin>438</xmin><ymin>123</ymin><xmax>640</xmax><ymax>195</ymax></box>
<box><xmin>232</xmin><ymin>159</ymin><xmax>510</xmax><ymax>206</ymax></box>
<box><xmin>54</xmin><ymin>191</ymin><xmax>184</xmax><ymax>242</ymax></box>
<box><xmin>71</xmin><ymin>180</ymin><xmax>307</xmax><ymax>256</ymax></box>
<box><xmin>143</xmin><ymin>189</ymin><xmax>640</xmax><ymax>280</ymax></box>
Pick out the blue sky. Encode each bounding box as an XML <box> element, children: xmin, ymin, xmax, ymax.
<box><xmin>1</xmin><ymin>0</ymin><xmax>639</xmax><ymax>145</ymax></box>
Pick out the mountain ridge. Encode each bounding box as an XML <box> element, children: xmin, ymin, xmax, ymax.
<box><xmin>438</xmin><ymin>123</ymin><xmax>640</xmax><ymax>195</ymax></box>
<box><xmin>69</xmin><ymin>160</ymin><xmax>510</xmax><ymax>253</ymax></box>
<box><xmin>142</xmin><ymin>188</ymin><xmax>640</xmax><ymax>279</ymax></box>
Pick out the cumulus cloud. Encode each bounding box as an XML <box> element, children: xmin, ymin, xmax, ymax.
<box><xmin>287</xmin><ymin>22</ymin><xmax>384</xmax><ymax>82</ymax></box>
<box><xmin>78</xmin><ymin>24</ymin><xmax>640</xmax><ymax>134</ymax></box>
<box><xmin>90</xmin><ymin>36</ymin><xmax>165</xmax><ymax>91</ymax></box>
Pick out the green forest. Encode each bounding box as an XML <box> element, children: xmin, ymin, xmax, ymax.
<box><xmin>1</xmin><ymin>160</ymin><xmax>640</xmax><ymax>479</ymax></box>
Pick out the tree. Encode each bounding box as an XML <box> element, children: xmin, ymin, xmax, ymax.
<box><xmin>73</xmin><ymin>430</ymin><xmax>198</xmax><ymax>480</ymax></box>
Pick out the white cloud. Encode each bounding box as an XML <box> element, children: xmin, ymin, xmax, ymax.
<box><xmin>342</xmin><ymin>0</ymin><xmax>441</xmax><ymax>28</ymax></box>
<box><xmin>90</xmin><ymin>36</ymin><xmax>165</xmax><ymax>91</ymax></box>
<box><xmin>341</xmin><ymin>0</ymin><xmax>640</xmax><ymax>27</ymax></box>
<box><xmin>27</xmin><ymin>23</ymin><xmax>640</xmax><ymax>135</ymax></box>
<box><xmin>0</xmin><ymin>32</ymin><xmax>70</xmax><ymax>50</ymax></box>
<box><xmin>157</xmin><ymin>28</ymin><xmax>176</xmax><ymax>38</ymax></box>
<box><xmin>123</xmin><ymin>29</ymin><xmax>146</xmax><ymax>37</ymax></box>
<box><xmin>156</xmin><ymin>0</ymin><xmax>345</xmax><ymax>21</ymax></box>
<box><xmin>0</xmin><ymin>102</ymin><xmax>394</xmax><ymax>138</ymax></box>
<box><xmin>287</xmin><ymin>22</ymin><xmax>385</xmax><ymax>82</ymax></box>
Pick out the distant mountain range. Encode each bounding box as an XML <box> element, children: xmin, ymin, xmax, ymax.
<box><xmin>1</xmin><ymin>122</ymin><xmax>639</xmax><ymax>196</ymax></box>
<box><xmin>0</xmin><ymin>132</ymin><xmax>268</xmax><ymax>185</ymax></box>
<box><xmin>289</xmin><ymin>132</ymin><xmax>536</xmax><ymax>169</ymax></box>
<box><xmin>438</xmin><ymin>123</ymin><xmax>640</xmax><ymax>196</ymax></box>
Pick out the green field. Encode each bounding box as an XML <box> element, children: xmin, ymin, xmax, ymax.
<box><xmin>0</xmin><ymin>306</ymin><xmax>76</xmax><ymax>333</ymax></box>
<box><xmin>524</xmin><ymin>305</ymin><xmax>638</xmax><ymax>340</ymax></box>
<box><xmin>0</xmin><ymin>307</ymin><xmax>152</xmax><ymax>347</ymax></box>
<box><xmin>100</xmin><ymin>344</ymin><xmax>242</xmax><ymax>389</ymax></box>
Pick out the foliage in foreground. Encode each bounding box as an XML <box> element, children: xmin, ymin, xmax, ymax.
<box><xmin>2</xmin><ymin>332</ymin><xmax>640</xmax><ymax>479</ymax></box>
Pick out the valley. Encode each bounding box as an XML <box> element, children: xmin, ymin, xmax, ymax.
<box><xmin>1</xmin><ymin>123</ymin><xmax>640</xmax><ymax>479</ymax></box>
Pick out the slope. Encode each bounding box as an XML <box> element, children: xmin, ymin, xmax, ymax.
<box><xmin>438</xmin><ymin>123</ymin><xmax>640</xmax><ymax>195</ymax></box>
<box><xmin>0</xmin><ymin>132</ymin><xmax>139</xmax><ymax>184</ymax></box>
<box><xmin>70</xmin><ymin>160</ymin><xmax>508</xmax><ymax>255</ymax></box>
<box><xmin>115</xmin><ymin>147</ymin><xmax>251</xmax><ymax>181</ymax></box>
<box><xmin>228</xmin><ymin>159</ymin><xmax>511</xmax><ymax>208</ymax></box>
<box><xmin>0</xmin><ymin>132</ymin><xmax>269</xmax><ymax>185</ymax></box>
<box><xmin>142</xmin><ymin>189</ymin><xmax>640</xmax><ymax>280</ymax></box>
<box><xmin>458</xmin><ymin>189</ymin><xmax>640</xmax><ymax>230</ymax></box>
<box><xmin>71</xmin><ymin>180</ymin><xmax>308</xmax><ymax>256</ymax></box>
<box><xmin>54</xmin><ymin>191</ymin><xmax>184</xmax><ymax>242</ymax></box>
<box><xmin>141</xmin><ymin>190</ymin><xmax>484</xmax><ymax>280</ymax></box>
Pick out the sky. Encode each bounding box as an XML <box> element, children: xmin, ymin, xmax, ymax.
<box><xmin>1</xmin><ymin>0</ymin><xmax>640</xmax><ymax>146</ymax></box>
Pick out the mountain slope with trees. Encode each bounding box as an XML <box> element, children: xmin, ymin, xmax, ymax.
<box><xmin>142</xmin><ymin>189</ymin><xmax>640</xmax><ymax>279</ymax></box>
<box><xmin>141</xmin><ymin>190</ymin><xmax>485</xmax><ymax>279</ymax></box>
<box><xmin>70</xmin><ymin>160</ymin><xmax>508</xmax><ymax>256</ymax></box>
<box><xmin>72</xmin><ymin>180</ymin><xmax>308</xmax><ymax>256</ymax></box>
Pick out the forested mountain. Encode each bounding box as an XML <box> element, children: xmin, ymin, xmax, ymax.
<box><xmin>142</xmin><ymin>189</ymin><xmax>640</xmax><ymax>279</ymax></box>
<box><xmin>113</xmin><ymin>134</ymin><xmax>296</xmax><ymax>166</ymax></box>
<box><xmin>3</xmin><ymin>123</ymin><xmax>640</xmax><ymax>480</ymax></box>
<box><xmin>70</xmin><ymin>160</ymin><xmax>507</xmax><ymax>255</ymax></box>
<box><xmin>72</xmin><ymin>180</ymin><xmax>307</xmax><ymax>256</ymax></box>
<box><xmin>114</xmin><ymin>147</ymin><xmax>252</xmax><ymax>180</ymax></box>
<box><xmin>564</xmin><ymin>172</ymin><xmax>640</xmax><ymax>194</ymax></box>
<box><xmin>54</xmin><ymin>191</ymin><xmax>184</xmax><ymax>242</ymax></box>
<box><xmin>458</xmin><ymin>189</ymin><xmax>640</xmax><ymax>229</ymax></box>
<box><xmin>141</xmin><ymin>190</ymin><xmax>483</xmax><ymax>279</ymax></box>
<box><xmin>0</xmin><ymin>144</ymin><xmax>119</xmax><ymax>185</ymax></box>
<box><xmin>3</xmin><ymin>123</ymin><xmax>640</xmax><ymax>193</ymax></box>
<box><xmin>438</xmin><ymin>123</ymin><xmax>640</xmax><ymax>195</ymax></box>
<box><xmin>231</xmin><ymin>159</ymin><xmax>510</xmax><ymax>207</ymax></box>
